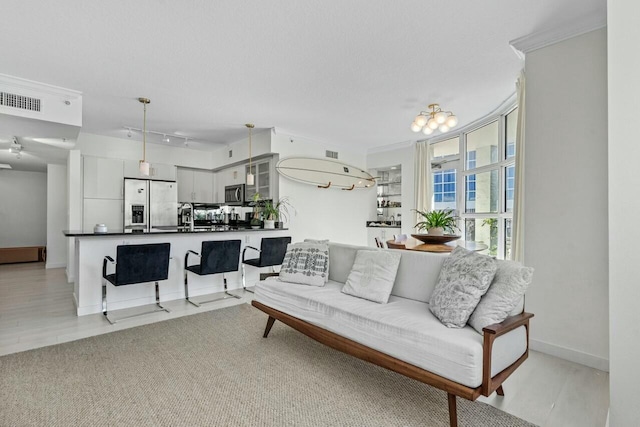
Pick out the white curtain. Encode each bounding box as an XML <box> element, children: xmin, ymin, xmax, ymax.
<box><xmin>414</xmin><ymin>141</ymin><xmax>432</xmax><ymax>228</ymax></box>
<box><xmin>512</xmin><ymin>70</ymin><xmax>526</xmax><ymax>262</ymax></box>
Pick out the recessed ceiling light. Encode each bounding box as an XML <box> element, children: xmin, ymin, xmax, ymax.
<box><xmin>0</xmin><ymin>164</ymin><xmax>12</xmax><ymax>169</ymax></box>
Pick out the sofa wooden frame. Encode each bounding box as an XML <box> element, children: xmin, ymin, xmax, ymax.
<box><xmin>252</xmin><ymin>300</ymin><xmax>534</xmax><ymax>427</ymax></box>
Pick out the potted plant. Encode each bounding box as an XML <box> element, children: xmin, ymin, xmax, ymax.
<box><xmin>250</xmin><ymin>192</ymin><xmax>263</xmax><ymax>228</ymax></box>
<box><xmin>413</xmin><ymin>209</ymin><xmax>459</xmax><ymax>236</ymax></box>
<box><xmin>262</xmin><ymin>200</ymin><xmax>278</xmax><ymax>229</ymax></box>
<box><xmin>274</xmin><ymin>196</ymin><xmax>295</xmax><ymax>228</ymax></box>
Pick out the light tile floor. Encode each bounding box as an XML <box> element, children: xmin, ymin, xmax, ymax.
<box><xmin>0</xmin><ymin>262</ymin><xmax>609</xmax><ymax>427</ymax></box>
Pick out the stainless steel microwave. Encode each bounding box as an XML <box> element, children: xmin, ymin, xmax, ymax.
<box><xmin>224</xmin><ymin>184</ymin><xmax>245</xmax><ymax>205</ymax></box>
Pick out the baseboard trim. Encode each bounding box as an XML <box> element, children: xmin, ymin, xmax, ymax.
<box><xmin>46</xmin><ymin>262</ymin><xmax>66</xmax><ymax>269</ymax></box>
<box><xmin>530</xmin><ymin>338</ymin><xmax>609</xmax><ymax>372</ymax></box>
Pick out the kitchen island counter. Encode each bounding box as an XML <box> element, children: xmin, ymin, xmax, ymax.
<box><xmin>66</xmin><ymin>228</ymin><xmax>290</xmax><ymax>316</ymax></box>
<box><xmin>63</xmin><ymin>226</ymin><xmax>287</xmax><ymax>237</ymax></box>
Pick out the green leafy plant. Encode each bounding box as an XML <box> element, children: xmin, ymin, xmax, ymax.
<box><xmin>262</xmin><ymin>200</ymin><xmax>279</xmax><ymax>221</ymax></box>
<box><xmin>413</xmin><ymin>209</ymin><xmax>459</xmax><ymax>234</ymax></box>
<box><xmin>274</xmin><ymin>196</ymin><xmax>296</xmax><ymax>223</ymax></box>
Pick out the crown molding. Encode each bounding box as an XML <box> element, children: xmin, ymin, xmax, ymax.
<box><xmin>509</xmin><ymin>11</ymin><xmax>606</xmax><ymax>59</ymax></box>
<box><xmin>0</xmin><ymin>73</ymin><xmax>82</xmax><ymax>99</ymax></box>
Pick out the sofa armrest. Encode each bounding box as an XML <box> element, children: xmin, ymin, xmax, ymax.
<box><xmin>483</xmin><ymin>312</ymin><xmax>534</xmax><ymax>337</ymax></box>
<box><xmin>481</xmin><ymin>312</ymin><xmax>534</xmax><ymax>397</ymax></box>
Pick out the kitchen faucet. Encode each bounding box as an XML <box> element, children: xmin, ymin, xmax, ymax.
<box><xmin>180</xmin><ymin>202</ymin><xmax>194</xmax><ymax>231</ymax></box>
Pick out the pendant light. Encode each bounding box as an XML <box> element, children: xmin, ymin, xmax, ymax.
<box><xmin>138</xmin><ymin>97</ymin><xmax>151</xmax><ymax>176</ymax></box>
<box><xmin>246</xmin><ymin>123</ymin><xmax>255</xmax><ymax>186</ymax></box>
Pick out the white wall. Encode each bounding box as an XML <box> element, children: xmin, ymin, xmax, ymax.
<box><xmin>66</xmin><ymin>150</ymin><xmax>82</xmax><ymax>283</ymax></box>
<box><xmin>211</xmin><ymin>128</ymin><xmax>272</xmax><ymax>170</ymax></box>
<box><xmin>367</xmin><ymin>142</ymin><xmax>416</xmax><ymax>236</ymax></box>
<box><xmin>608</xmin><ymin>1</ymin><xmax>640</xmax><ymax>424</ymax></box>
<box><xmin>271</xmin><ymin>131</ymin><xmax>370</xmax><ymax>245</ymax></box>
<box><xmin>0</xmin><ymin>170</ymin><xmax>47</xmax><ymax>248</ymax></box>
<box><xmin>46</xmin><ymin>164</ymin><xmax>67</xmax><ymax>268</ymax></box>
<box><xmin>524</xmin><ymin>29</ymin><xmax>608</xmax><ymax>370</ymax></box>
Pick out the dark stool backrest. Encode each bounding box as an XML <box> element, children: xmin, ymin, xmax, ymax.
<box><xmin>115</xmin><ymin>243</ymin><xmax>171</xmax><ymax>286</ymax></box>
<box><xmin>200</xmin><ymin>240</ymin><xmax>241</xmax><ymax>275</ymax></box>
<box><xmin>258</xmin><ymin>237</ymin><xmax>292</xmax><ymax>267</ymax></box>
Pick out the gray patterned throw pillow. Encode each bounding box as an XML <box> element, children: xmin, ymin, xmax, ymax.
<box><xmin>468</xmin><ymin>260</ymin><xmax>534</xmax><ymax>333</ymax></box>
<box><xmin>279</xmin><ymin>242</ymin><xmax>329</xmax><ymax>287</ymax></box>
<box><xmin>429</xmin><ymin>246</ymin><xmax>497</xmax><ymax>328</ymax></box>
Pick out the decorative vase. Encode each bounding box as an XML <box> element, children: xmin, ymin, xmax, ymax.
<box><xmin>427</xmin><ymin>227</ymin><xmax>444</xmax><ymax>236</ymax></box>
<box><xmin>264</xmin><ymin>219</ymin><xmax>275</xmax><ymax>229</ymax></box>
<box><xmin>250</xmin><ymin>217</ymin><xmax>262</xmax><ymax>229</ymax></box>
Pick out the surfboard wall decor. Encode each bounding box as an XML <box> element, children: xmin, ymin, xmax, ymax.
<box><xmin>276</xmin><ymin>157</ymin><xmax>375</xmax><ymax>190</ymax></box>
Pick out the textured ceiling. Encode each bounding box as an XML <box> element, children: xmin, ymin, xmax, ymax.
<box><xmin>0</xmin><ymin>0</ymin><xmax>606</xmax><ymax>164</ymax></box>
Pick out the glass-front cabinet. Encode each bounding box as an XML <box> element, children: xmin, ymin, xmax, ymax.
<box><xmin>245</xmin><ymin>159</ymin><xmax>271</xmax><ymax>200</ymax></box>
<box><xmin>375</xmin><ymin>165</ymin><xmax>402</xmax><ymax>224</ymax></box>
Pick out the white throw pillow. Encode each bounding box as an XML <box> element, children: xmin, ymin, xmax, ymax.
<box><xmin>341</xmin><ymin>250</ymin><xmax>402</xmax><ymax>303</ymax></box>
<box><xmin>279</xmin><ymin>242</ymin><xmax>329</xmax><ymax>287</ymax></box>
<box><xmin>468</xmin><ymin>260</ymin><xmax>534</xmax><ymax>333</ymax></box>
<box><xmin>429</xmin><ymin>246</ymin><xmax>497</xmax><ymax>328</ymax></box>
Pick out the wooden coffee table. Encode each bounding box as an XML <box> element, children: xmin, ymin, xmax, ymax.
<box><xmin>386</xmin><ymin>238</ymin><xmax>488</xmax><ymax>253</ymax></box>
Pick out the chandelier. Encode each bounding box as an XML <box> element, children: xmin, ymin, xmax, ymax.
<box><xmin>410</xmin><ymin>104</ymin><xmax>458</xmax><ymax>135</ymax></box>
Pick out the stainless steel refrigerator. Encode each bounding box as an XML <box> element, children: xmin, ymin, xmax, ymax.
<box><xmin>124</xmin><ymin>178</ymin><xmax>178</xmax><ymax>231</ymax></box>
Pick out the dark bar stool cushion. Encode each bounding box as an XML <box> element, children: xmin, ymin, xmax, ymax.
<box><xmin>190</xmin><ymin>240</ymin><xmax>241</xmax><ymax>276</ymax></box>
<box><xmin>246</xmin><ymin>237</ymin><xmax>292</xmax><ymax>267</ymax></box>
<box><xmin>114</xmin><ymin>243</ymin><xmax>171</xmax><ymax>286</ymax></box>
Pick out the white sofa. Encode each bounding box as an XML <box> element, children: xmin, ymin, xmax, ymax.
<box><xmin>252</xmin><ymin>242</ymin><xmax>533</xmax><ymax>427</ymax></box>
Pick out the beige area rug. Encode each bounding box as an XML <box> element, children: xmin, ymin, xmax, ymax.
<box><xmin>0</xmin><ymin>304</ymin><xmax>536</xmax><ymax>427</ymax></box>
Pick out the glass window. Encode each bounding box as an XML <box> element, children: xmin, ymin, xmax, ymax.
<box><xmin>504</xmin><ymin>218</ymin><xmax>512</xmax><ymax>260</ymax></box>
<box><xmin>505</xmin><ymin>109</ymin><xmax>517</xmax><ymax>159</ymax></box>
<box><xmin>505</xmin><ymin>165</ymin><xmax>515</xmax><ymax>213</ymax></box>
<box><xmin>432</xmin><ymin>137</ymin><xmax>459</xmax><ymax>159</ymax></box>
<box><xmin>466</xmin><ymin>121</ymin><xmax>498</xmax><ymax>169</ymax></box>
<box><xmin>464</xmin><ymin>218</ymin><xmax>498</xmax><ymax>257</ymax></box>
<box><xmin>466</xmin><ymin>169</ymin><xmax>498</xmax><ymax>214</ymax></box>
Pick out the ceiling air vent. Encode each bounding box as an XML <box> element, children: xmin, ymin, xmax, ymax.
<box><xmin>325</xmin><ymin>150</ymin><xmax>338</xmax><ymax>159</ymax></box>
<box><xmin>0</xmin><ymin>92</ymin><xmax>41</xmax><ymax>112</ymax></box>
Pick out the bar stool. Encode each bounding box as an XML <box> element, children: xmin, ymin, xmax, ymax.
<box><xmin>102</xmin><ymin>242</ymin><xmax>172</xmax><ymax>324</ymax></box>
<box><xmin>184</xmin><ymin>240</ymin><xmax>242</xmax><ymax>306</ymax></box>
<box><xmin>242</xmin><ymin>236</ymin><xmax>292</xmax><ymax>292</ymax></box>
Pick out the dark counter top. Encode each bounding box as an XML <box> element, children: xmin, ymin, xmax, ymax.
<box><xmin>366</xmin><ymin>221</ymin><xmax>401</xmax><ymax>229</ymax></box>
<box><xmin>63</xmin><ymin>227</ymin><xmax>288</xmax><ymax>237</ymax></box>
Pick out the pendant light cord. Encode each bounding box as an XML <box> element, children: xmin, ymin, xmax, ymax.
<box><xmin>142</xmin><ymin>102</ymin><xmax>147</xmax><ymax>162</ymax></box>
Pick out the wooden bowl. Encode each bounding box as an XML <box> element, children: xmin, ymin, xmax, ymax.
<box><xmin>410</xmin><ymin>234</ymin><xmax>461</xmax><ymax>244</ymax></box>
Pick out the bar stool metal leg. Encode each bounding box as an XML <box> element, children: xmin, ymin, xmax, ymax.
<box><xmin>242</xmin><ymin>263</ymin><xmax>254</xmax><ymax>293</ymax></box>
<box><xmin>155</xmin><ymin>281</ymin><xmax>170</xmax><ymax>312</ymax></box>
<box><xmin>102</xmin><ymin>278</ymin><xmax>116</xmax><ymax>325</ymax></box>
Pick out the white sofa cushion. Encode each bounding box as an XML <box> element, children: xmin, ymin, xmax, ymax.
<box><xmin>468</xmin><ymin>260</ymin><xmax>534</xmax><ymax>333</ymax></box>
<box><xmin>328</xmin><ymin>242</ymin><xmax>447</xmax><ymax>303</ymax></box>
<box><xmin>255</xmin><ymin>279</ymin><xmax>527</xmax><ymax>388</ymax></box>
<box><xmin>280</xmin><ymin>242</ymin><xmax>330</xmax><ymax>287</ymax></box>
<box><xmin>429</xmin><ymin>246</ymin><xmax>497</xmax><ymax>328</ymax></box>
<box><xmin>341</xmin><ymin>250</ymin><xmax>401</xmax><ymax>303</ymax></box>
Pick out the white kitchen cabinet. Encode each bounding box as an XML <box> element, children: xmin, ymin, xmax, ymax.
<box><xmin>177</xmin><ymin>168</ymin><xmax>215</xmax><ymax>203</ymax></box>
<box><xmin>193</xmin><ymin>170</ymin><xmax>213</xmax><ymax>202</ymax></box>
<box><xmin>124</xmin><ymin>160</ymin><xmax>176</xmax><ymax>181</ymax></box>
<box><xmin>83</xmin><ymin>199</ymin><xmax>123</xmax><ymax>232</ymax></box>
<box><xmin>177</xmin><ymin>168</ymin><xmax>194</xmax><ymax>202</ymax></box>
<box><xmin>83</xmin><ymin>156</ymin><xmax>124</xmax><ymax>200</ymax></box>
